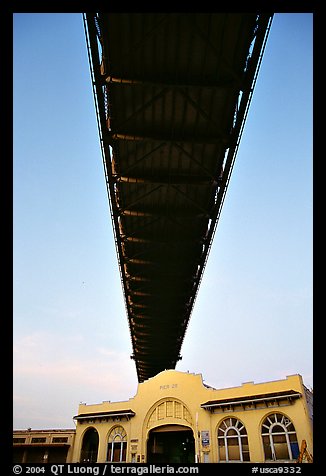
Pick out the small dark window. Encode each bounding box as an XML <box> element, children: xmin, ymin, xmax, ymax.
<box><xmin>13</xmin><ymin>438</ymin><xmax>26</xmax><ymax>444</ymax></box>
<box><xmin>31</xmin><ymin>437</ymin><xmax>46</xmax><ymax>443</ymax></box>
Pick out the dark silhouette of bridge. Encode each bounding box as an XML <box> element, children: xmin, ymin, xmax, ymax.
<box><xmin>83</xmin><ymin>13</ymin><xmax>273</xmax><ymax>383</ymax></box>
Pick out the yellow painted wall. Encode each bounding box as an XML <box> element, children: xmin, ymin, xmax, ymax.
<box><xmin>72</xmin><ymin>370</ymin><xmax>313</xmax><ymax>463</ymax></box>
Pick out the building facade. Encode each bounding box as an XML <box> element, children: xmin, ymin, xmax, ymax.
<box><xmin>13</xmin><ymin>370</ymin><xmax>313</xmax><ymax>464</ymax></box>
<box><xmin>13</xmin><ymin>428</ymin><xmax>76</xmax><ymax>463</ymax></box>
<box><xmin>72</xmin><ymin>370</ymin><xmax>313</xmax><ymax>463</ymax></box>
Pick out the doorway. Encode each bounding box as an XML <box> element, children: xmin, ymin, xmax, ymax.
<box><xmin>147</xmin><ymin>425</ymin><xmax>195</xmax><ymax>464</ymax></box>
<box><xmin>80</xmin><ymin>427</ymin><xmax>99</xmax><ymax>463</ymax></box>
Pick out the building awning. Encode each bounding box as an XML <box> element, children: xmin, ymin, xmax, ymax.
<box><xmin>201</xmin><ymin>390</ymin><xmax>301</xmax><ymax>412</ymax></box>
<box><xmin>73</xmin><ymin>409</ymin><xmax>135</xmax><ymax>421</ymax></box>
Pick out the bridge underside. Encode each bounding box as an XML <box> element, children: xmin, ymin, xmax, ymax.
<box><xmin>84</xmin><ymin>13</ymin><xmax>273</xmax><ymax>382</ymax></box>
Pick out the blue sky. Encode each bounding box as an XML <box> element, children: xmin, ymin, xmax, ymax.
<box><xmin>13</xmin><ymin>13</ymin><xmax>313</xmax><ymax>430</ymax></box>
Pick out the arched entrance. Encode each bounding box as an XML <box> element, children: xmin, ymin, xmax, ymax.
<box><xmin>147</xmin><ymin>425</ymin><xmax>195</xmax><ymax>464</ymax></box>
<box><xmin>80</xmin><ymin>427</ymin><xmax>99</xmax><ymax>463</ymax></box>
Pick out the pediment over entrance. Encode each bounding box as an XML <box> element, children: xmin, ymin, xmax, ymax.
<box><xmin>147</xmin><ymin>399</ymin><xmax>192</xmax><ymax>429</ymax></box>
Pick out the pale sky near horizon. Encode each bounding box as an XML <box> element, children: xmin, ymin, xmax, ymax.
<box><xmin>13</xmin><ymin>13</ymin><xmax>313</xmax><ymax>430</ymax></box>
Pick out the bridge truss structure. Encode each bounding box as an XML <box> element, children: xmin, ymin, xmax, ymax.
<box><xmin>83</xmin><ymin>13</ymin><xmax>273</xmax><ymax>383</ymax></box>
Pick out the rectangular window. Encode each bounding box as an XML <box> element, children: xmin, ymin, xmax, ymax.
<box><xmin>52</xmin><ymin>437</ymin><xmax>68</xmax><ymax>443</ymax></box>
<box><xmin>107</xmin><ymin>446</ymin><xmax>112</xmax><ymax>462</ymax></box>
<box><xmin>218</xmin><ymin>445</ymin><xmax>226</xmax><ymax>461</ymax></box>
<box><xmin>157</xmin><ymin>404</ymin><xmax>164</xmax><ymax>420</ymax></box>
<box><xmin>122</xmin><ymin>443</ymin><xmax>127</xmax><ymax>462</ymax></box>
<box><xmin>108</xmin><ymin>442</ymin><xmax>127</xmax><ymax>462</ymax></box>
<box><xmin>274</xmin><ymin>440</ymin><xmax>289</xmax><ymax>460</ymax></box>
<box><xmin>290</xmin><ymin>442</ymin><xmax>299</xmax><ymax>460</ymax></box>
<box><xmin>242</xmin><ymin>440</ymin><xmax>250</xmax><ymax>462</ymax></box>
<box><xmin>31</xmin><ymin>437</ymin><xmax>46</xmax><ymax>443</ymax></box>
<box><xmin>175</xmin><ymin>402</ymin><xmax>181</xmax><ymax>418</ymax></box>
<box><xmin>113</xmin><ymin>446</ymin><xmax>120</xmax><ymax>462</ymax></box>
<box><xmin>13</xmin><ymin>438</ymin><xmax>26</xmax><ymax>444</ymax></box>
<box><xmin>166</xmin><ymin>401</ymin><xmax>173</xmax><ymax>417</ymax></box>
<box><xmin>262</xmin><ymin>435</ymin><xmax>272</xmax><ymax>460</ymax></box>
<box><xmin>228</xmin><ymin>444</ymin><xmax>240</xmax><ymax>460</ymax></box>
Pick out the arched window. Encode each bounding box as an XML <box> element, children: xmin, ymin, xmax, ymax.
<box><xmin>261</xmin><ymin>413</ymin><xmax>299</xmax><ymax>461</ymax></box>
<box><xmin>106</xmin><ymin>426</ymin><xmax>127</xmax><ymax>462</ymax></box>
<box><xmin>80</xmin><ymin>427</ymin><xmax>99</xmax><ymax>463</ymax></box>
<box><xmin>217</xmin><ymin>417</ymin><xmax>250</xmax><ymax>462</ymax></box>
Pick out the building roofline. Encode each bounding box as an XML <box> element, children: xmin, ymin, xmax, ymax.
<box><xmin>13</xmin><ymin>428</ymin><xmax>76</xmax><ymax>433</ymax></box>
<box><xmin>201</xmin><ymin>390</ymin><xmax>302</xmax><ymax>409</ymax></box>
